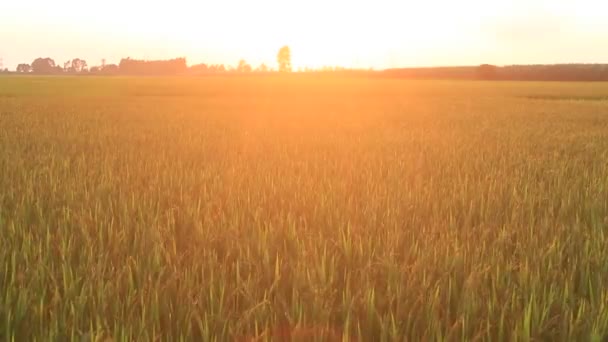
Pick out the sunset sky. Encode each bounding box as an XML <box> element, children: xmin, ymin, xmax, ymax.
<box><xmin>1</xmin><ymin>0</ymin><xmax>607</xmax><ymax>70</ymax></box>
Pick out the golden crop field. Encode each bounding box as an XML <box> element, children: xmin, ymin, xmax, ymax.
<box><xmin>1</xmin><ymin>76</ymin><xmax>608</xmax><ymax>341</ymax></box>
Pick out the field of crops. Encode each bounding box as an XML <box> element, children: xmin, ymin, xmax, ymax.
<box><xmin>1</xmin><ymin>76</ymin><xmax>608</xmax><ymax>341</ymax></box>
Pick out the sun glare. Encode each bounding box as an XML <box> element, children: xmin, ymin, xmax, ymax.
<box><xmin>2</xmin><ymin>0</ymin><xmax>608</xmax><ymax>68</ymax></box>
<box><xmin>148</xmin><ymin>0</ymin><xmax>503</xmax><ymax>69</ymax></box>
<box><xmin>4</xmin><ymin>0</ymin><xmax>608</xmax><ymax>339</ymax></box>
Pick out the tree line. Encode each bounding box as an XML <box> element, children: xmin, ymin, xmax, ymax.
<box><xmin>383</xmin><ymin>64</ymin><xmax>608</xmax><ymax>81</ymax></box>
<box><xmin>7</xmin><ymin>47</ymin><xmax>608</xmax><ymax>81</ymax></box>
<box><xmin>10</xmin><ymin>46</ymin><xmax>293</xmax><ymax>75</ymax></box>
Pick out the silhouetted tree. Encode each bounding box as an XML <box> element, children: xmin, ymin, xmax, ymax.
<box><xmin>31</xmin><ymin>58</ymin><xmax>58</xmax><ymax>74</ymax></box>
<box><xmin>71</xmin><ymin>58</ymin><xmax>88</xmax><ymax>73</ymax></box>
<box><xmin>237</xmin><ymin>59</ymin><xmax>252</xmax><ymax>73</ymax></box>
<box><xmin>16</xmin><ymin>64</ymin><xmax>32</xmax><ymax>73</ymax></box>
<box><xmin>277</xmin><ymin>46</ymin><xmax>292</xmax><ymax>72</ymax></box>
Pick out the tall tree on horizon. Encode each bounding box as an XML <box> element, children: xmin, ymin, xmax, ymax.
<box><xmin>237</xmin><ymin>59</ymin><xmax>252</xmax><ymax>73</ymax></box>
<box><xmin>277</xmin><ymin>46</ymin><xmax>292</xmax><ymax>73</ymax></box>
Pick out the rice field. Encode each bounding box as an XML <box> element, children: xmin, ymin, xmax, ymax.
<box><xmin>1</xmin><ymin>76</ymin><xmax>608</xmax><ymax>341</ymax></box>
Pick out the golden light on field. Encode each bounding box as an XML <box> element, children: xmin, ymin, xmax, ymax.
<box><xmin>4</xmin><ymin>76</ymin><xmax>608</xmax><ymax>340</ymax></box>
<box><xmin>1</xmin><ymin>0</ymin><xmax>608</xmax><ymax>68</ymax></box>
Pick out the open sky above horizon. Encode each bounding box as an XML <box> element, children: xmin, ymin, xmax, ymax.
<box><xmin>1</xmin><ymin>0</ymin><xmax>607</xmax><ymax>70</ymax></box>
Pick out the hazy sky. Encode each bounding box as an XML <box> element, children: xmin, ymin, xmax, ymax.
<box><xmin>1</xmin><ymin>0</ymin><xmax>607</xmax><ymax>70</ymax></box>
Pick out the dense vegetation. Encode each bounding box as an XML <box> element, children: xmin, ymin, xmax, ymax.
<box><xmin>1</xmin><ymin>76</ymin><xmax>608</xmax><ymax>341</ymax></box>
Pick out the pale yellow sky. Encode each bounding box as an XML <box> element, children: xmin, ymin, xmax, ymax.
<box><xmin>1</xmin><ymin>0</ymin><xmax>607</xmax><ymax>70</ymax></box>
